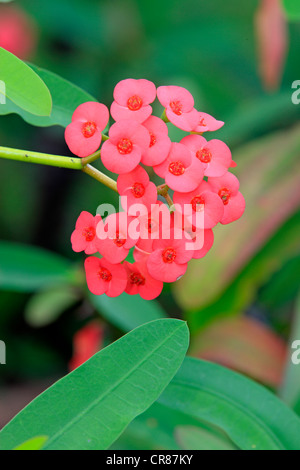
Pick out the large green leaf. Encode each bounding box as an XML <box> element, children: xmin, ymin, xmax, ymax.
<box><xmin>282</xmin><ymin>0</ymin><xmax>300</xmax><ymax>20</ymax></box>
<box><xmin>0</xmin><ymin>64</ymin><xmax>96</xmax><ymax>128</ymax></box>
<box><xmin>0</xmin><ymin>319</ymin><xmax>189</xmax><ymax>450</ymax></box>
<box><xmin>158</xmin><ymin>357</ymin><xmax>300</xmax><ymax>450</ymax></box>
<box><xmin>90</xmin><ymin>292</ymin><xmax>167</xmax><ymax>332</ymax></box>
<box><xmin>112</xmin><ymin>400</ymin><xmax>232</xmax><ymax>451</ymax></box>
<box><xmin>0</xmin><ymin>48</ymin><xmax>52</xmax><ymax>116</ymax></box>
<box><xmin>175</xmin><ymin>125</ymin><xmax>300</xmax><ymax>310</ymax></box>
<box><xmin>0</xmin><ymin>242</ymin><xmax>77</xmax><ymax>292</ymax></box>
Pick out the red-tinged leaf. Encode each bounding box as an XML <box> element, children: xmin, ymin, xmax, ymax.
<box><xmin>255</xmin><ymin>0</ymin><xmax>288</xmax><ymax>91</ymax></box>
<box><xmin>190</xmin><ymin>316</ymin><xmax>287</xmax><ymax>387</ymax></box>
<box><xmin>69</xmin><ymin>321</ymin><xmax>103</xmax><ymax>371</ymax></box>
<box><xmin>174</xmin><ymin>125</ymin><xmax>300</xmax><ymax>309</ymax></box>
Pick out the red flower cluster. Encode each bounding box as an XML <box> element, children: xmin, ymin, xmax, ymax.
<box><xmin>67</xmin><ymin>79</ymin><xmax>245</xmax><ymax>301</ymax></box>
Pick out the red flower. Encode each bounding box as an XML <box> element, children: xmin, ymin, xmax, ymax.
<box><xmin>101</xmin><ymin>120</ymin><xmax>150</xmax><ymax>174</ymax></box>
<box><xmin>111</xmin><ymin>79</ymin><xmax>156</xmax><ymax>123</ymax></box>
<box><xmin>65</xmin><ymin>102</ymin><xmax>109</xmax><ymax>158</ymax></box>
<box><xmin>71</xmin><ymin>211</ymin><xmax>102</xmax><ymax>254</ymax></box>
<box><xmin>173</xmin><ymin>181</ymin><xmax>224</xmax><ymax>229</ymax></box>
<box><xmin>153</xmin><ymin>142</ymin><xmax>204</xmax><ymax>193</ymax></box>
<box><xmin>141</xmin><ymin>116</ymin><xmax>172</xmax><ymax>166</ymax></box>
<box><xmin>157</xmin><ymin>85</ymin><xmax>199</xmax><ymax>131</ymax></box>
<box><xmin>124</xmin><ymin>260</ymin><xmax>163</xmax><ymax>300</ymax></box>
<box><xmin>96</xmin><ymin>212</ymin><xmax>138</xmax><ymax>264</ymax></box>
<box><xmin>192</xmin><ymin>112</ymin><xmax>224</xmax><ymax>133</ymax></box>
<box><xmin>117</xmin><ymin>165</ymin><xmax>157</xmax><ymax>212</ymax></box>
<box><xmin>208</xmin><ymin>172</ymin><xmax>246</xmax><ymax>224</ymax></box>
<box><xmin>69</xmin><ymin>322</ymin><xmax>103</xmax><ymax>371</ymax></box>
<box><xmin>0</xmin><ymin>6</ymin><xmax>38</xmax><ymax>60</ymax></box>
<box><xmin>85</xmin><ymin>257</ymin><xmax>127</xmax><ymax>297</ymax></box>
<box><xmin>181</xmin><ymin>135</ymin><xmax>232</xmax><ymax>177</ymax></box>
<box><xmin>147</xmin><ymin>229</ymin><xmax>194</xmax><ymax>283</ymax></box>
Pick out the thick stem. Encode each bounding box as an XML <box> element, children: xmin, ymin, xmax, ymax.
<box><xmin>0</xmin><ymin>146</ymin><xmax>83</xmax><ymax>170</ymax></box>
<box><xmin>0</xmin><ymin>146</ymin><xmax>118</xmax><ymax>192</ymax></box>
<box><xmin>82</xmin><ymin>164</ymin><xmax>118</xmax><ymax>192</ymax></box>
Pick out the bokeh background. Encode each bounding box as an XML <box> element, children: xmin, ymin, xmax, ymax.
<box><xmin>0</xmin><ymin>0</ymin><xmax>300</xmax><ymax>448</ymax></box>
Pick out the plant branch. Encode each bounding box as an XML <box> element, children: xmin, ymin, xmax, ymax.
<box><xmin>0</xmin><ymin>146</ymin><xmax>118</xmax><ymax>192</ymax></box>
<box><xmin>82</xmin><ymin>164</ymin><xmax>118</xmax><ymax>192</ymax></box>
<box><xmin>0</xmin><ymin>146</ymin><xmax>83</xmax><ymax>170</ymax></box>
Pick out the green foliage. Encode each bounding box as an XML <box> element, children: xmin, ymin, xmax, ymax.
<box><xmin>0</xmin><ymin>0</ymin><xmax>300</xmax><ymax>451</ymax></box>
<box><xmin>0</xmin><ymin>64</ymin><xmax>96</xmax><ymax>128</ymax></box>
<box><xmin>0</xmin><ymin>48</ymin><xmax>52</xmax><ymax>116</ymax></box>
<box><xmin>0</xmin><ymin>242</ymin><xmax>77</xmax><ymax>292</ymax></box>
<box><xmin>175</xmin><ymin>426</ymin><xmax>236</xmax><ymax>451</ymax></box>
<box><xmin>90</xmin><ymin>292</ymin><xmax>167</xmax><ymax>332</ymax></box>
<box><xmin>25</xmin><ymin>286</ymin><xmax>79</xmax><ymax>327</ymax></box>
<box><xmin>14</xmin><ymin>436</ymin><xmax>48</xmax><ymax>451</ymax></box>
<box><xmin>158</xmin><ymin>358</ymin><xmax>300</xmax><ymax>450</ymax></box>
<box><xmin>282</xmin><ymin>0</ymin><xmax>300</xmax><ymax>20</ymax></box>
<box><xmin>0</xmin><ymin>319</ymin><xmax>189</xmax><ymax>450</ymax></box>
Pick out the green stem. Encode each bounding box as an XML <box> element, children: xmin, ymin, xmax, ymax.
<box><xmin>81</xmin><ymin>149</ymin><xmax>101</xmax><ymax>166</ymax></box>
<box><xmin>160</xmin><ymin>109</ymin><xmax>170</xmax><ymax>124</ymax></box>
<box><xmin>164</xmin><ymin>193</ymin><xmax>174</xmax><ymax>208</ymax></box>
<box><xmin>0</xmin><ymin>146</ymin><xmax>83</xmax><ymax>170</ymax></box>
<box><xmin>0</xmin><ymin>145</ymin><xmax>117</xmax><ymax>192</ymax></box>
<box><xmin>157</xmin><ymin>183</ymin><xmax>169</xmax><ymax>197</ymax></box>
<box><xmin>82</xmin><ymin>164</ymin><xmax>118</xmax><ymax>192</ymax></box>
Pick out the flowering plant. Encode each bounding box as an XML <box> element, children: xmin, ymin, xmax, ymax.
<box><xmin>66</xmin><ymin>79</ymin><xmax>245</xmax><ymax>300</ymax></box>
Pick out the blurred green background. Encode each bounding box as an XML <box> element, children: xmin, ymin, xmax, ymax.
<box><xmin>0</xmin><ymin>0</ymin><xmax>300</xmax><ymax>447</ymax></box>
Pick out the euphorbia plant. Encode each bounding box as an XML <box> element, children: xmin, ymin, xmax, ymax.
<box><xmin>1</xmin><ymin>46</ymin><xmax>300</xmax><ymax>454</ymax></box>
<box><xmin>1</xmin><ymin>76</ymin><xmax>245</xmax><ymax>301</ymax></box>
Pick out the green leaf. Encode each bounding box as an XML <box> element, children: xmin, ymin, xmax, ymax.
<box><xmin>14</xmin><ymin>436</ymin><xmax>48</xmax><ymax>451</ymax></box>
<box><xmin>158</xmin><ymin>357</ymin><xmax>300</xmax><ymax>450</ymax></box>
<box><xmin>0</xmin><ymin>64</ymin><xmax>96</xmax><ymax>128</ymax></box>
<box><xmin>0</xmin><ymin>319</ymin><xmax>189</xmax><ymax>450</ymax></box>
<box><xmin>0</xmin><ymin>48</ymin><xmax>52</xmax><ymax>116</ymax></box>
<box><xmin>175</xmin><ymin>426</ymin><xmax>236</xmax><ymax>451</ymax></box>
<box><xmin>282</xmin><ymin>0</ymin><xmax>300</xmax><ymax>20</ymax></box>
<box><xmin>175</xmin><ymin>125</ymin><xmax>300</xmax><ymax>311</ymax></box>
<box><xmin>0</xmin><ymin>242</ymin><xmax>76</xmax><ymax>292</ymax></box>
<box><xmin>279</xmin><ymin>291</ymin><xmax>300</xmax><ymax>406</ymax></box>
<box><xmin>25</xmin><ymin>286</ymin><xmax>80</xmax><ymax>327</ymax></box>
<box><xmin>90</xmin><ymin>292</ymin><xmax>167</xmax><ymax>332</ymax></box>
